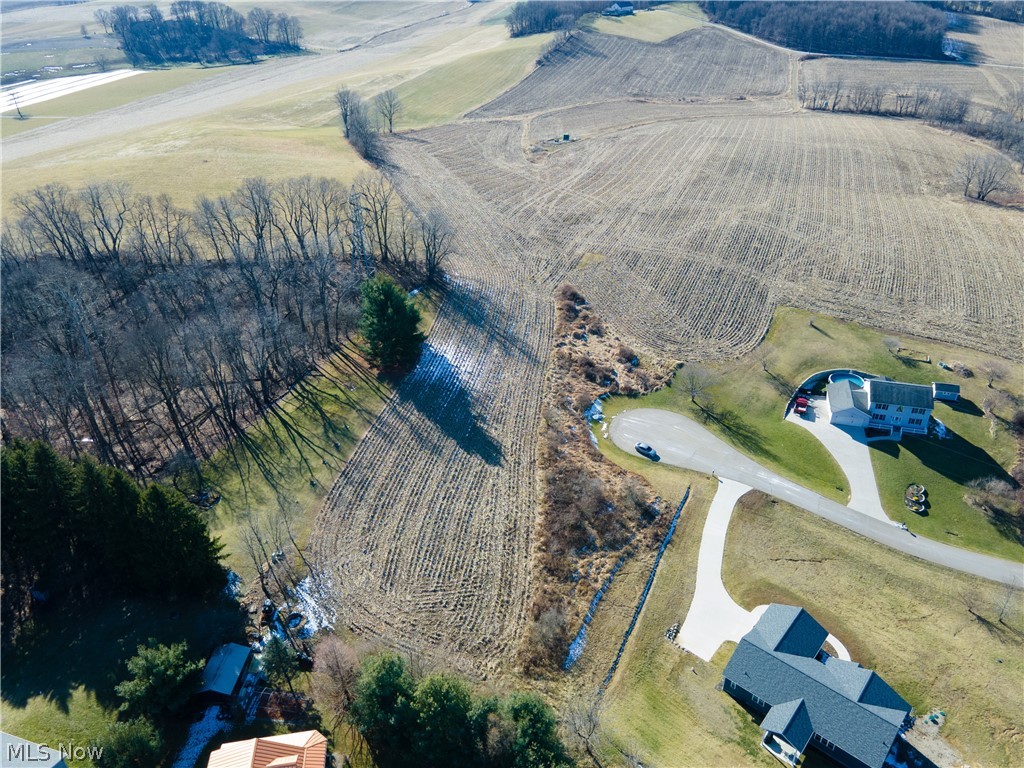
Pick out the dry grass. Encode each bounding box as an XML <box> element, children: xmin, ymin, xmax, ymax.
<box><xmin>723</xmin><ymin>490</ymin><xmax>1024</xmax><ymax>768</ymax></box>
<box><xmin>589</xmin><ymin>4</ymin><xmax>706</xmax><ymax>43</ymax></box>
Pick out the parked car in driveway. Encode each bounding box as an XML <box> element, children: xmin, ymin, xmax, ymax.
<box><xmin>794</xmin><ymin>396</ymin><xmax>809</xmax><ymax>415</ymax></box>
<box><xmin>635</xmin><ymin>442</ymin><xmax>658</xmax><ymax>460</ymax></box>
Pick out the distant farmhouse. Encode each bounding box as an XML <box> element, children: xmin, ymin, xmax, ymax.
<box><xmin>603</xmin><ymin>2</ymin><xmax>635</xmax><ymax>16</ymax></box>
<box><xmin>723</xmin><ymin>605</ymin><xmax>911</xmax><ymax>768</ymax></box>
<box><xmin>825</xmin><ymin>372</ymin><xmax>958</xmax><ymax>438</ymax></box>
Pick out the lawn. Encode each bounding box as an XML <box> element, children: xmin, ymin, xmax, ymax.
<box><xmin>589</xmin><ymin>3</ymin><xmax>706</xmax><ymax>43</ymax></box>
<box><xmin>722</xmin><ymin>491</ymin><xmax>1024</xmax><ymax>767</ymax></box>
<box><xmin>591</xmin><ymin>474</ymin><xmax>779</xmax><ymax>768</ymax></box>
<box><xmin>601</xmin><ymin>307</ymin><xmax>1022</xmax><ymax>560</ymax></box>
<box><xmin>1</xmin><ymin>596</ymin><xmax>243</xmax><ymax>767</ymax></box>
<box><xmin>393</xmin><ymin>32</ymin><xmax>553</xmax><ymax>129</ymax></box>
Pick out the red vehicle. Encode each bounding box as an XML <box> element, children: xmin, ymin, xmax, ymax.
<box><xmin>794</xmin><ymin>396</ymin><xmax>809</xmax><ymax>415</ymax></box>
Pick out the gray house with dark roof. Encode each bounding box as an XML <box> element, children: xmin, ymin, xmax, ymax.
<box><xmin>723</xmin><ymin>605</ymin><xmax>911</xmax><ymax>768</ymax></box>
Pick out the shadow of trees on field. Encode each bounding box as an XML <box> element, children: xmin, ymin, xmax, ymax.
<box><xmin>695</xmin><ymin>402</ymin><xmax>771</xmax><ymax>458</ymax></box>
<box><xmin>398</xmin><ymin>344</ymin><xmax>503</xmax><ymax>466</ymax></box>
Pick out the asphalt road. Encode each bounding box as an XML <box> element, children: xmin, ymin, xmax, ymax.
<box><xmin>611</xmin><ymin>408</ymin><xmax>1023</xmax><ymax>586</ymax></box>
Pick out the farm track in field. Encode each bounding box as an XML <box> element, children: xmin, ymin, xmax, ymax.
<box><xmin>313</xmin><ymin>23</ymin><xmax>1023</xmax><ymax>665</ymax></box>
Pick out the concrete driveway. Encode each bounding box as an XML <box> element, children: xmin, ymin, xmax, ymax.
<box><xmin>678</xmin><ymin>478</ymin><xmax>850</xmax><ymax>662</ymax></box>
<box><xmin>786</xmin><ymin>397</ymin><xmax>889</xmax><ymax>522</ymax></box>
<box><xmin>610</xmin><ymin>408</ymin><xmax>1023</xmax><ymax>586</ymax></box>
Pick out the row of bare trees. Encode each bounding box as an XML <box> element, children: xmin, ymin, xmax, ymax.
<box><xmin>801</xmin><ymin>79</ymin><xmax>1024</xmax><ymax>172</ymax></box>
<box><xmin>1</xmin><ymin>174</ymin><xmax>453</xmax><ymax>481</ymax></box>
<box><xmin>335</xmin><ymin>88</ymin><xmax>404</xmax><ymax>161</ymax></box>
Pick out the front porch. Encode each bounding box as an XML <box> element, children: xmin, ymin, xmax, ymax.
<box><xmin>762</xmin><ymin>732</ymin><xmax>803</xmax><ymax>766</ymax></box>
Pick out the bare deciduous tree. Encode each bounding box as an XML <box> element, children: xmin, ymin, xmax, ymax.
<box><xmin>978</xmin><ymin>359</ymin><xmax>1010</xmax><ymax>388</ymax></box>
<box><xmin>373</xmin><ymin>89</ymin><xmax>402</xmax><ymax>133</ymax></box>
<box><xmin>311</xmin><ymin>635</ymin><xmax>360</xmax><ymax>730</ymax></box>
<box><xmin>420</xmin><ymin>210</ymin><xmax>454</xmax><ymax>281</ymax></box>
<box><xmin>683</xmin><ymin>363</ymin><xmax>714</xmax><ymax>405</ymax></box>
<box><xmin>335</xmin><ymin>88</ymin><xmax>357</xmax><ymax>138</ymax></box>
<box><xmin>972</xmin><ymin>154</ymin><xmax>1014</xmax><ymax>201</ymax></box>
<box><xmin>566</xmin><ymin>694</ymin><xmax>605</xmax><ymax>768</ymax></box>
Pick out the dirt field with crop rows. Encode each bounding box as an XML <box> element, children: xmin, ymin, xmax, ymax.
<box><xmin>472</xmin><ymin>27</ymin><xmax>791</xmax><ymax>118</ymax></box>
<box><xmin>801</xmin><ymin>55</ymin><xmax>1018</xmax><ymax>109</ymax></box>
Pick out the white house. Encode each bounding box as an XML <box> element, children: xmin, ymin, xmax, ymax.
<box><xmin>603</xmin><ymin>2</ymin><xmax>635</xmax><ymax>17</ymax></box>
<box><xmin>932</xmin><ymin>382</ymin><xmax>960</xmax><ymax>402</ymax></box>
<box><xmin>866</xmin><ymin>380</ymin><xmax>933</xmax><ymax>435</ymax></box>
<box><xmin>826</xmin><ymin>375</ymin><xmax>933</xmax><ymax>437</ymax></box>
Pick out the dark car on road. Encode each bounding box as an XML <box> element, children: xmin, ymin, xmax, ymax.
<box><xmin>635</xmin><ymin>442</ymin><xmax>658</xmax><ymax>460</ymax></box>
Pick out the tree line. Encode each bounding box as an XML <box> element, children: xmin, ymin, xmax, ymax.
<box><xmin>929</xmin><ymin>1</ymin><xmax>1024</xmax><ymax>23</ymax></box>
<box><xmin>94</xmin><ymin>1</ymin><xmax>302</xmax><ymax>66</ymax></box>
<box><xmin>799</xmin><ymin>79</ymin><xmax>1024</xmax><ymax>173</ymax></box>
<box><xmin>0</xmin><ymin>439</ymin><xmax>225</xmax><ymax>644</ymax></box>
<box><xmin>702</xmin><ymin>1</ymin><xmax>948</xmax><ymax>59</ymax></box>
<box><xmin>312</xmin><ymin>645</ymin><xmax>573</xmax><ymax>768</ymax></box>
<box><xmin>1</xmin><ymin>175</ymin><xmax>453</xmax><ymax>485</ymax></box>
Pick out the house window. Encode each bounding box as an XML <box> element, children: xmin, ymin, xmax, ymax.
<box><xmin>876</xmin><ymin>403</ymin><xmax>889</xmax><ymax>411</ymax></box>
<box><xmin>871</xmin><ymin>414</ymin><xmax>885</xmax><ymax>421</ymax></box>
<box><xmin>911</xmin><ymin>407</ymin><xmax>925</xmax><ymax>414</ymax></box>
<box><xmin>751</xmin><ymin>694</ymin><xmax>767</xmax><ymax>707</ymax></box>
<box><xmin>909</xmin><ymin>418</ymin><xmax>922</xmax><ymax>426</ymax></box>
<box><xmin>815</xmin><ymin>735</ymin><xmax>836</xmax><ymax>751</ymax></box>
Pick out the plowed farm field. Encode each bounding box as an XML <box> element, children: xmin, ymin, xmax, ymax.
<box><xmin>801</xmin><ymin>56</ymin><xmax>1018</xmax><ymax>109</ymax></box>
<box><xmin>312</xmin><ymin>24</ymin><xmax>1023</xmax><ymax>667</ymax></box>
<box><xmin>472</xmin><ymin>27</ymin><xmax>791</xmax><ymax>117</ymax></box>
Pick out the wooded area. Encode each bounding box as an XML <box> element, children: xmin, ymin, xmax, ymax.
<box><xmin>506</xmin><ymin>1</ymin><xmax>657</xmax><ymax>38</ymax></box>
<box><xmin>702</xmin><ymin>1</ymin><xmax>948</xmax><ymax>58</ymax></box>
<box><xmin>96</xmin><ymin>1</ymin><xmax>302</xmax><ymax>66</ymax></box>
<box><xmin>0</xmin><ymin>439</ymin><xmax>225</xmax><ymax>644</ymax></box>
<box><xmin>0</xmin><ymin>175</ymin><xmax>452</xmax><ymax>484</ymax></box>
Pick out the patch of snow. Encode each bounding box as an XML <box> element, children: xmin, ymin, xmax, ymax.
<box><xmin>584</xmin><ymin>399</ymin><xmax>604</xmax><ymax>421</ymax></box>
<box><xmin>171</xmin><ymin>705</ymin><xmax>231</xmax><ymax>768</ymax></box>
<box><xmin>223</xmin><ymin>570</ymin><xmax>243</xmax><ymax>598</ymax></box>
<box><xmin>294</xmin><ymin>575</ymin><xmax>336</xmax><ymax>636</ymax></box>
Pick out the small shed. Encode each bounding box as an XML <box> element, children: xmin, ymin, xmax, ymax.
<box><xmin>932</xmin><ymin>382</ymin><xmax>960</xmax><ymax>402</ymax></box>
<box><xmin>198</xmin><ymin>643</ymin><xmax>254</xmax><ymax>702</ymax></box>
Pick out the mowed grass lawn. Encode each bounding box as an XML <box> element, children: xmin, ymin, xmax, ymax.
<box><xmin>603</xmin><ymin>307</ymin><xmax>1022</xmax><ymax>560</ymax></box>
<box><xmin>592</xmin><ymin>476</ymin><xmax>779</xmax><ymax>768</ymax></box>
<box><xmin>589</xmin><ymin>3</ymin><xmax>706</xmax><ymax>43</ymax></box>
<box><xmin>723</xmin><ymin>491</ymin><xmax>1024</xmax><ymax>767</ymax></box>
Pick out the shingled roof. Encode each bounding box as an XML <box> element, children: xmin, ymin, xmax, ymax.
<box><xmin>207</xmin><ymin>731</ymin><xmax>327</xmax><ymax>768</ymax></box>
<box><xmin>868</xmin><ymin>380</ymin><xmax>933</xmax><ymax>410</ymax></box>
<box><xmin>723</xmin><ymin>605</ymin><xmax>910</xmax><ymax>768</ymax></box>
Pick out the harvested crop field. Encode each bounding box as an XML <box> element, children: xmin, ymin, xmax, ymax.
<box><xmin>945</xmin><ymin>13</ymin><xmax>1024</xmax><ymax>68</ymax></box>
<box><xmin>310</xmin><ymin>279</ymin><xmax>552</xmax><ymax>668</ymax></box>
<box><xmin>471</xmin><ymin>27</ymin><xmax>790</xmax><ymax>118</ymax></box>
<box><xmin>391</xmin><ymin>109</ymin><xmax>1023</xmax><ymax>359</ymax></box>
<box><xmin>801</xmin><ymin>55</ymin><xmax>1018</xmax><ymax>108</ymax></box>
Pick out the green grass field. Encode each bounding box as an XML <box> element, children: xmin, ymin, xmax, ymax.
<box><xmin>723</xmin><ymin>491</ymin><xmax>1024</xmax><ymax>767</ymax></box>
<box><xmin>601</xmin><ymin>307</ymin><xmax>1022</xmax><ymax>560</ymax></box>
<box><xmin>589</xmin><ymin>3</ymin><xmax>706</xmax><ymax>43</ymax></box>
<box><xmin>393</xmin><ymin>32</ymin><xmax>553</xmax><ymax>129</ymax></box>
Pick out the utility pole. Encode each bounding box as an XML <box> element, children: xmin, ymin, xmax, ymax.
<box><xmin>348</xmin><ymin>187</ymin><xmax>374</xmax><ymax>279</ymax></box>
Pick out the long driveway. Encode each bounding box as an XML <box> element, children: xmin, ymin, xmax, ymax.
<box><xmin>610</xmin><ymin>408</ymin><xmax>1023</xmax><ymax>586</ymax></box>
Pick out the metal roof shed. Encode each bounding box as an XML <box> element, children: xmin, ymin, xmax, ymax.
<box><xmin>199</xmin><ymin>643</ymin><xmax>254</xmax><ymax>700</ymax></box>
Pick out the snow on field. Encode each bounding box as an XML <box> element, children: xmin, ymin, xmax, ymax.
<box><xmin>1</xmin><ymin>69</ymin><xmax>144</xmax><ymax>112</ymax></box>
